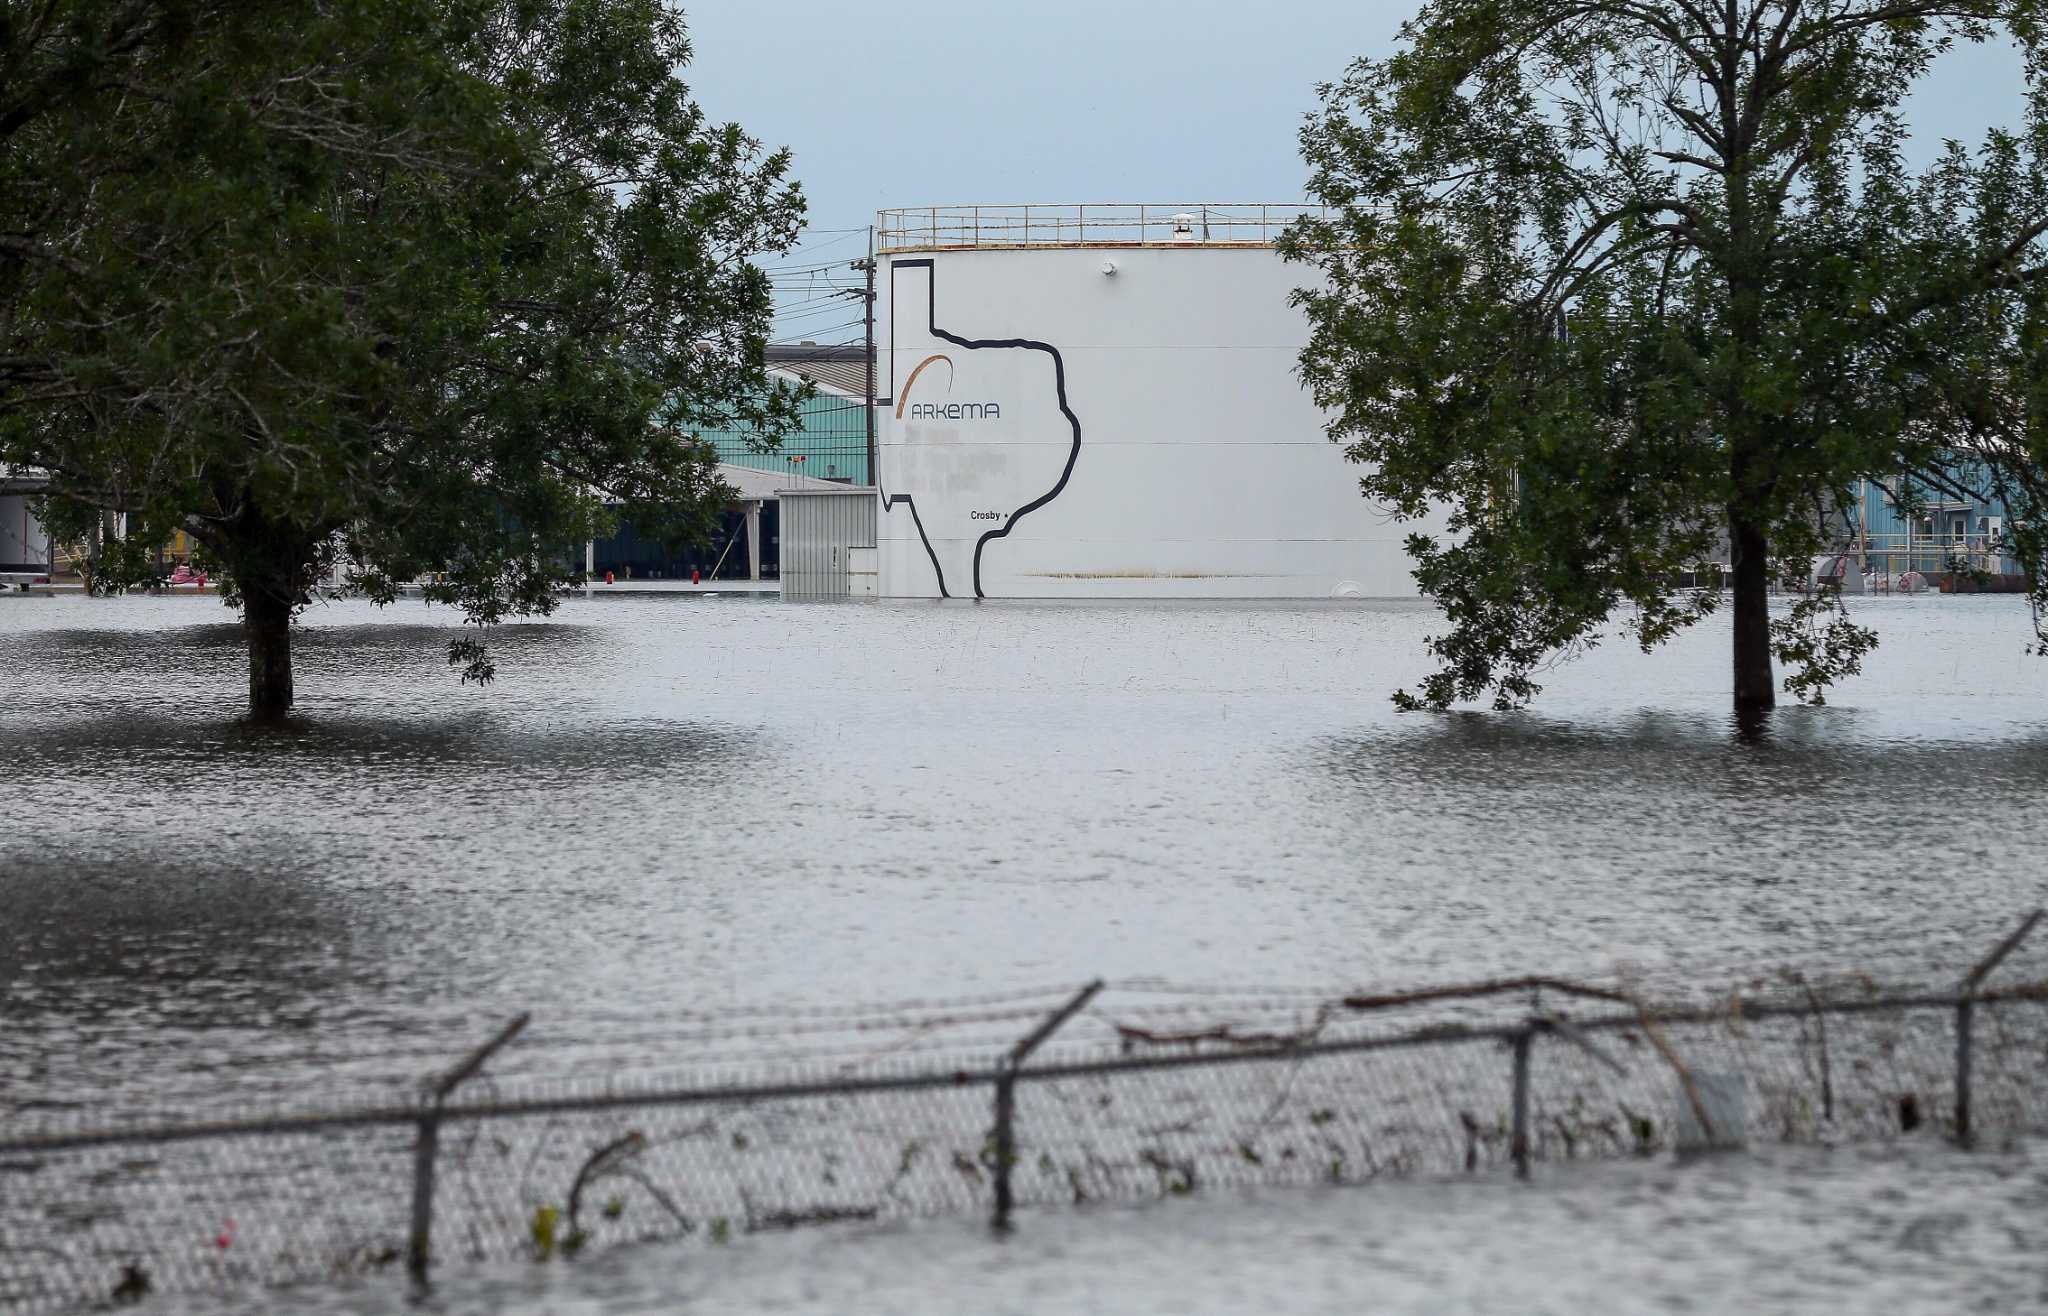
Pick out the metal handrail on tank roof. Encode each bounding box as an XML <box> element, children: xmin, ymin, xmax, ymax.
<box><xmin>875</xmin><ymin>203</ymin><xmax>1331</xmax><ymax>252</ymax></box>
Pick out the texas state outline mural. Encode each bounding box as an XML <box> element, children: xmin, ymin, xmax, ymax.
<box><xmin>878</xmin><ymin>258</ymin><xmax>1083</xmax><ymax>598</ymax></box>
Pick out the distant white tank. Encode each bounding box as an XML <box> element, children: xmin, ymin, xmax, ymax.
<box><xmin>1811</xmin><ymin>553</ymin><xmax>1866</xmax><ymax>593</ymax></box>
<box><xmin>870</xmin><ymin>203</ymin><xmax>1451</xmax><ymax>600</ymax></box>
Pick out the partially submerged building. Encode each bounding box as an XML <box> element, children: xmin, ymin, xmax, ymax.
<box><xmin>1848</xmin><ymin>472</ymin><xmax>2022</xmax><ymax>580</ymax></box>
<box><xmin>588</xmin><ymin>462</ymin><xmax>786</xmax><ymax>583</ymax></box>
<box><xmin>0</xmin><ymin>467</ymin><xmax>52</xmax><ymax>583</ymax></box>
<box><xmin>589</xmin><ymin>344</ymin><xmax>876</xmax><ymax>586</ymax></box>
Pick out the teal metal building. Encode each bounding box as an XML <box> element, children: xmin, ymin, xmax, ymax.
<box><xmin>586</xmin><ymin>346</ymin><xmax>873</xmax><ymax>583</ymax></box>
<box><xmin>695</xmin><ymin>343</ymin><xmax>871</xmax><ymax>487</ymax></box>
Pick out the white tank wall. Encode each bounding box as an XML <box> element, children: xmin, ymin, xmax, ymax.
<box><xmin>874</xmin><ymin>244</ymin><xmax>1447</xmax><ymax>599</ymax></box>
<box><xmin>0</xmin><ymin>494</ymin><xmax>51</xmax><ymax>570</ymax></box>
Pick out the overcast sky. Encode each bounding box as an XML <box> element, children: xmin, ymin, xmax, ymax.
<box><xmin>679</xmin><ymin>1</ymin><xmax>2028</xmax><ymax>333</ymax></box>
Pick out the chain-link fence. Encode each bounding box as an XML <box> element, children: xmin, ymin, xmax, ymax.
<box><xmin>5</xmin><ymin>912</ymin><xmax>2047</xmax><ymax>1314</ymax></box>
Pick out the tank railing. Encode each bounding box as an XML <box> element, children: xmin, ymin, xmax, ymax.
<box><xmin>876</xmin><ymin>203</ymin><xmax>1332</xmax><ymax>251</ymax></box>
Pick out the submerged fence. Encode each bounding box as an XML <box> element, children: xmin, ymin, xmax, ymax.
<box><xmin>4</xmin><ymin>912</ymin><xmax>2047</xmax><ymax>1313</ymax></box>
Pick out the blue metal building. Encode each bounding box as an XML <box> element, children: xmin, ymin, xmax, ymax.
<box><xmin>1848</xmin><ymin>465</ymin><xmax>2022</xmax><ymax>579</ymax></box>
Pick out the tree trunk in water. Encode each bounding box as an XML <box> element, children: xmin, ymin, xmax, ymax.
<box><xmin>1729</xmin><ymin>513</ymin><xmax>1775</xmax><ymax>718</ymax></box>
<box><xmin>244</xmin><ymin>586</ymin><xmax>295</xmax><ymax>717</ymax></box>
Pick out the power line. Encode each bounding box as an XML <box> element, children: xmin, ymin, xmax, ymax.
<box><xmin>767</xmin><ymin>273</ymin><xmax>863</xmax><ymax>286</ymax></box>
<box><xmin>769</xmin><ymin>315</ymin><xmax>862</xmax><ymax>336</ymax></box>
<box><xmin>754</xmin><ymin>228</ymin><xmax>868</xmax><ymax>267</ymax></box>
<box><xmin>760</xmin><ymin>258</ymin><xmax>864</xmax><ymax>276</ymax></box>
<box><xmin>770</xmin><ymin>308</ymin><xmax>862</xmax><ymax>330</ymax></box>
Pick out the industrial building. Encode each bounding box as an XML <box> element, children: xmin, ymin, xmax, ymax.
<box><xmin>586</xmin><ymin>342</ymin><xmax>875</xmax><ymax>588</ymax></box>
<box><xmin>694</xmin><ymin>342</ymin><xmax>871</xmax><ymax>487</ymax></box>
<box><xmin>868</xmin><ymin>203</ymin><xmax>1450</xmax><ymax>600</ymax></box>
<box><xmin>587</xmin><ymin>463</ymin><xmax>786</xmax><ymax>584</ymax></box>
<box><xmin>585</xmin><ymin>462</ymin><xmax>877</xmax><ymax>592</ymax></box>
<box><xmin>1847</xmin><ymin>472</ymin><xmax>2021</xmax><ymax>580</ymax></box>
<box><xmin>1</xmin><ymin>467</ymin><xmax>52</xmax><ymax>583</ymax></box>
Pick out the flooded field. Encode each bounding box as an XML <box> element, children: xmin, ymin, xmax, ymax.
<box><xmin>198</xmin><ymin>1134</ymin><xmax>2047</xmax><ymax>1316</ymax></box>
<box><xmin>2</xmin><ymin>592</ymin><xmax>2046</xmax><ymax>1114</ymax></box>
<box><xmin>2</xmin><ymin>591</ymin><xmax>2046</xmax><ymax>1311</ymax></box>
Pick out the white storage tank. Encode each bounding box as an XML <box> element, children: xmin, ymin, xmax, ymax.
<box><xmin>872</xmin><ymin>203</ymin><xmax>1449</xmax><ymax>599</ymax></box>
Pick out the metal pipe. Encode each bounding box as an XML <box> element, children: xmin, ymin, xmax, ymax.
<box><xmin>1510</xmin><ymin>1028</ymin><xmax>1533</xmax><ymax>1180</ymax></box>
<box><xmin>407</xmin><ymin>1114</ymin><xmax>439</xmax><ymax>1280</ymax></box>
<box><xmin>1008</xmin><ymin>981</ymin><xmax>1104</xmax><ymax>1065</ymax></box>
<box><xmin>1963</xmin><ymin>909</ymin><xmax>2042</xmax><ymax>992</ymax></box>
<box><xmin>992</xmin><ymin>981</ymin><xmax>1102</xmax><ymax>1230</ymax></box>
<box><xmin>411</xmin><ymin>1014</ymin><xmax>530</xmax><ymax>1282</ymax></box>
<box><xmin>1956</xmin><ymin>909</ymin><xmax>2042</xmax><ymax>1145</ymax></box>
<box><xmin>1955</xmin><ymin>997</ymin><xmax>1975</xmax><ymax>1146</ymax></box>
<box><xmin>990</xmin><ymin>1074</ymin><xmax>1018</xmax><ymax>1229</ymax></box>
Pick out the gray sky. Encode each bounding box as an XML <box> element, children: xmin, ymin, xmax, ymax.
<box><xmin>679</xmin><ymin>1</ymin><xmax>2027</xmax><ymax>334</ymax></box>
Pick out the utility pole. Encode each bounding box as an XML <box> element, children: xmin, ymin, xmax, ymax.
<box><xmin>853</xmin><ymin>228</ymin><xmax>877</xmax><ymax>488</ymax></box>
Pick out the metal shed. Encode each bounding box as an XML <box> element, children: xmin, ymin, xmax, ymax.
<box><xmin>779</xmin><ymin>486</ymin><xmax>877</xmax><ymax>598</ymax></box>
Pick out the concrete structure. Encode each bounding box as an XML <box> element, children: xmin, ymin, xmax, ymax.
<box><xmin>870</xmin><ymin>203</ymin><xmax>1450</xmax><ymax>600</ymax></box>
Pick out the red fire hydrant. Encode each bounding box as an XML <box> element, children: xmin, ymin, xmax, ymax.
<box><xmin>604</xmin><ymin>570</ymin><xmax>614</xmax><ymax>585</ymax></box>
<box><xmin>691</xmin><ymin>568</ymin><xmax>701</xmax><ymax>584</ymax></box>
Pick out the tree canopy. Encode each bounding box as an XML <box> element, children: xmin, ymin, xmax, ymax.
<box><xmin>1286</xmin><ymin>0</ymin><xmax>2048</xmax><ymax>720</ymax></box>
<box><xmin>0</xmin><ymin>0</ymin><xmax>803</xmax><ymax>713</ymax></box>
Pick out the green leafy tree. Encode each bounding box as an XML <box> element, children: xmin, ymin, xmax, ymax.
<box><xmin>1</xmin><ymin>0</ymin><xmax>802</xmax><ymax>714</ymax></box>
<box><xmin>1286</xmin><ymin>0</ymin><xmax>2048</xmax><ymax>720</ymax></box>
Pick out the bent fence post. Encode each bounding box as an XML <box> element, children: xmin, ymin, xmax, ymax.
<box><xmin>409</xmin><ymin>1013</ymin><xmax>531</xmax><ymax>1282</ymax></box>
<box><xmin>991</xmin><ymin>981</ymin><xmax>1103</xmax><ymax>1232</ymax></box>
<box><xmin>1955</xmin><ymin>910</ymin><xmax>2042</xmax><ymax>1147</ymax></box>
<box><xmin>1535</xmin><ymin>1012</ymin><xmax>1626</xmax><ymax>1079</ymax></box>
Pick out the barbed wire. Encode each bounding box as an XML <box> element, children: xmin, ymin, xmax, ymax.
<box><xmin>14</xmin><ymin>923</ymin><xmax>2040</xmax><ymax>1125</ymax></box>
<box><xmin>5</xmin><ymin>937</ymin><xmax>2045</xmax><ymax>1315</ymax></box>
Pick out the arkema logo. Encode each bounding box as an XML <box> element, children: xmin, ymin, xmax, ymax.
<box><xmin>896</xmin><ymin>353</ymin><xmax>1002</xmax><ymax>421</ymax></box>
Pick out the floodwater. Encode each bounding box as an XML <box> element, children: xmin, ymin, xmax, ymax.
<box><xmin>3</xmin><ymin>591</ymin><xmax>2048</xmax><ymax>1310</ymax></box>
<box><xmin>204</xmin><ymin>1134</ymin><xmax>2048</xmax><ymax>1316</ymax></box>
<box><xmin>2</xmin><ymin>592</ymin><xmax>2047</xmax><ymax>1118</ymax></box>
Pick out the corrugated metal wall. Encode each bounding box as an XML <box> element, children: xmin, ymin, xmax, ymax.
<box><xmin>697</xmin><ymin>377</ymin><xmax>870</xmax><ymax>486</ymax></box>
<box><xmin>781</xmin><ymin>489</ymin><xmax>878</xmax><ymax>598</ymax></box>
<box><xmin>0</xmin><ymin>493</ymin><xmax>51</xmax><ymax>571</ymax></box>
